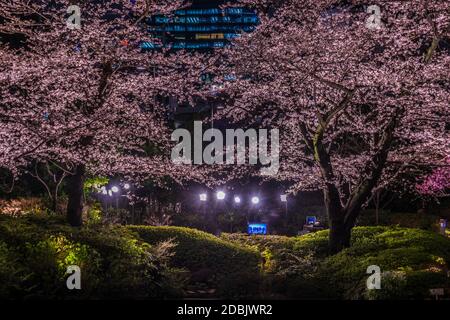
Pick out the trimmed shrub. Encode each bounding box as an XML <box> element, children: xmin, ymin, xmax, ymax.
<box><xmin>319</xmin><ymin>227</ymin><xmax>450</xmax><ymax>299</ymax></box>
<box><xmin>221</xmin><ymin>233</ymin><xmax>328</xmax><ymax>299</ymax></box>
<box><xmin>0</xmin><ymin>215</ymin><xmax>183</xmax><ymax>299</ymax></box>
<box><xmin>129</xmin><ymin>226</ymin><xmax>261</xmax><ymax>288</ymax></box>
<box><xmin>2</xmin><ymin>213</ymin><xmax>449</xmax><ymax>300</ymax></box>
<box><xmin>223</xmin><ymin>226</ymin><xmax>450</xmax><ymax>300</ymax></box>
<box><xmin>221</xmin><ymin>233</ymin><xmax>296</xmax><ymax>252</ymax></box>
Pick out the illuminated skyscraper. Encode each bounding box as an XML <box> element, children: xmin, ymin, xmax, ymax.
<box><xmin>141</xmin><ymin>0</ymin><xmax>259</xmax><ymax>51</ymax></box>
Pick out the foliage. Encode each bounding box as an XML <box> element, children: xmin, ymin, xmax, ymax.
<box><xmin>416</xmin><ymin>157</ymin><xmax>450</xmax><ymax>197</ymax></box>
<box><xmin>2</xmin><ymin>212</ymin><xmax>450</xmax><ymax>299</ymax></box>
<box><xmin>0</xmin><ymin>214</ymin><xmax>263</xmax><ymax>299</ymax></box>
<box><xmin>221</xmin><ymin>233</ymin><xmax>296</xmax><ymax>253</ymax></box>
<box><xmin>102</xmin><ymin>208</ymin><xmax>130</xmax><ymax>225</ymax></box>
<box><xmin>83</xmin><ymin>177</ymin><xmax>109</xmax><ymax>194</ymax></box>
<box><xmin>222</xmin><ymin>232</ymin><xmax>329</xmax><ymax>298</ymax></box>
<box><xmin>318</xmin><ymin>227</ymin><xmax>450</xmax><ymax>298</ymax></box>
<box><xmin>129</xmin><ymin>226</ymin><xmax>261</xmax><ymax>290</ymax></box>
<box><xmin>87</xmin><ymin>202</ymin><xmax>103</xmax><ymax>225</ymax></box>
<box><xmin>223</xmin><ymin>226</ymin><xmax>450</xmax><ymax>299</ymax></box>
<box><xmin>212</xmin><ymin>0</ymin><xmax>450</xmax><ymax>252</ymax></box>
<box><xmin>0</xmin><ymin>215</ymin><xmax>183</xmax><ymax>299</ymax></box>
<box><xmin>0</xmin><ymin>241</ymin><xmax>29</xmax><ymax>298</ymax></box>
<box><xmin>0</xmin><ymin>0</ymin><xmax>208</xmax><ymax>185</ymax></box>
<box><xmin>0</xmin><ymin>197</ymin><xmax>49</xmax><ymax>217</ymax></box>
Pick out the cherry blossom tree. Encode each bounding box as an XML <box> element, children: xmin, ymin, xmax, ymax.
<box><xmin>416</xmin><ymin>157</ymin><xmax>450</xmax><ymax>197</ymax></box>
<box><xmin>215</xmin><ymin>0</ymin><xmax>450</xmax><ymax>252</ymax></box>
<box><xmin>0</xmin><ymin>0</ymin><xmax>209</xmax><ymax>226</ymax></box>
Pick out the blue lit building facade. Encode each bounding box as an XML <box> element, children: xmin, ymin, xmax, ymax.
<box><xmin>141</xmin><ymin>1</ymin><xmax>259</xmax><ymax>50</ymax></box>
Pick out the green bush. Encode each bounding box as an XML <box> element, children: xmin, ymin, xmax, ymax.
<box><xmin>0</xmin><ymin>215</ymin><xmax>182</xmax><ymax>299</ymax></box>
<box><xmin>221</xmin><ymin>233</ymin><xmax>329</xmax><ymax>299</ymax></box>
<box><xmin>129</xmin><ymin>226</ymin><xmax>261</xmax><ymax>288</ymax></box>
<box><xmin>2</xmin><ymin>213</ymin><xmax>449</xmax><ymax>300</ymax></box>
<box><xmin>221</xmin><ymin>233</ymin><xmax>296</xmax><ymax>252</ymax></box>
<box><xmin>319</xmin><ymin>227</ymin><xmax>450</xmax><ymax>299</ymax></box>
<box><xmin>22</xmin><ymin>234</ymin><xmax>100</xmax><ymax>298</ymax></box>
<box><xmin>86</xmin><ymin>202</ymin><xmax>102</xmax><ymax>225</ymax></box>
<box><xmin>223</xmin><ymin>226</ymin><xmax>450</xmax><ymax>300</ymax></box>
<box><xmin>0</xmin><ymin>241</ymin><xmax>31</xmax><ymax>298</ymax></box>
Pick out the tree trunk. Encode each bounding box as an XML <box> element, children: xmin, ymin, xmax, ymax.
<box><xmin>322</xmin><ymin>183</ymin><xmax>350</xmax><ymax>254</ymax></box>
<box><xmin>301</xmin><ymin>92</ymin><xmax>401</xmax><ymax>254</ymax></box>
<box><xmin>51</xmin><ymin>192</ymin><xmax>57</xmax><ymax>213</ymax></box>
<box><xmin>375</xmin><ymin>189</ymin><xmax>380</xmax><ymax>225</ymax></box>
<box><xmin>66</xmin><ymin>164</ymin><xmax>85</xmax><ymax>227</ymax></box>
<box><xmin>326</xmin><ymin>194</ymin><xmax>354</xmax><ymax>254</ymax></box>
<box><xmin>329</xmin><ymin>219</ymin><xmax>352</xmax><ymax>254</ymax></box>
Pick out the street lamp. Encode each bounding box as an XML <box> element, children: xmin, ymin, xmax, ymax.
<box><xmin>111</xmin><ymin>186</ymin><xmax>119</xmax><ymax>193</ymax></box>
<box><xmin>123</xmin><ymin>183</ymin><xmax>130</xmax><ymax>190</ymax></box>
<box><xmin>234</xmin><ymin>196</ymin><xmax>241</xmax><ymax>204</ymax></box>
<box><xmin>199</xmin><ymin>193</ymin><xmax>207</xmax><ymax>202</ymax></box>
<box><xmin>249</xmin><ymin>196</ymin><xmax>260</xmax><ymax>225</ymax></box>
<box><xmin>280</xmin><ymin>194</ymin><xmax>288</xmax><ymax>221</ymax></box>
<box><xmin>216</xmin><ymin>191</ymin><xmax>226</xmax><ymax>200</ymax></box>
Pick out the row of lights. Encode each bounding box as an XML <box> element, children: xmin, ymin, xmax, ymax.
<box><xmin>199</xmin><ymin>192</ymin><xmax>288</xmax><ymax>204</ymax></box>
<box><xmin>100</xmin><ymin>183</ymin><xmax>130</xmax><ymax>197</ymax></box>
<box><xmin>98</xmin><ymin>184</ymin><xmax>287</xmax><ymax>204</ymax></box>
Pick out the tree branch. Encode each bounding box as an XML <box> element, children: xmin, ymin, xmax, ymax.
<box><xmin>343</xmin><ymin>108</ymin><xmax>404</xmax><ymax>227</ymax></box>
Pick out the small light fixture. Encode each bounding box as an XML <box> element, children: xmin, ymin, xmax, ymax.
<box><xmin>216</xmin><ymin>191</ymin><xmax>226</xmax><ymax>200</ymax></box>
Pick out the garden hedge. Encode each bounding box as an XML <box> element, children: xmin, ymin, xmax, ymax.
<box><xmin>2</xmin><ymin>213</ymin><xmax>449</xmax><ymax>300</ymax></box>
<box><xmin>129</xmin><ymin>226</ymin><xmax>261</xmax><ymax>285</ymax></box>
<box><xmin>0</xmin><ymin>215</ymin><xmax>182</xmax><ymax>299</ymax></box>
<box><xmin>222</xmin><ymin>227</ymin><xmax>450</xmax><ymax>299</ymax></box>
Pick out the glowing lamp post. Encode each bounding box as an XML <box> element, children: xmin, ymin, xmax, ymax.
<box><xmin>110</xmin><ymin>186</ymin><xmax>120</xmax><ymax>209</ymax></box>
<box><xmin>198</xmin><ymin>193</ymin><xmax>208</xmax><ymax>221</ymax></box>
<box><xmin>280</xmin><ymin>194</ymin><xmax>288</xmax><ymax>222</ymax></box>
<box><xmin>216</xmin><ymin>191</ymin><xmax>226</xmax><ymax>200</ymax></box>
<box><xmin>251</xmin><ymin>196</ymin><xmax>259</xmax><ymax>205</ymax></box>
